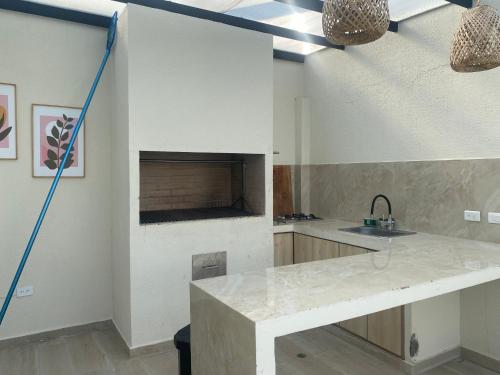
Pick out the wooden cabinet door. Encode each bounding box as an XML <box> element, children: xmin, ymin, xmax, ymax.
<box><xmin>293</xmin><ymin>233</ymin><xmax>314</xmax><ymax>264</ymax></box>
<box><xmin>274</xmin><ymin>233</ymin><xmax>294</xmax><ymax>267</ymax></box>
<box><xmin>339</xmin><ymin>243</ymin><xmax>368</xmax><ymax>257</ymax></box>
<box><xmin>368</xmin><ymin>307</ymin><xmax>404</xmax><ymax>357</ymax></box>
<box><xmin>338</xmin><ymin>243</ymin><xmax>368</xmax><ymax>339</ymax></box>
<box><xmin>294</xmin><ymin>235</ymin><xmax>339</xmax><ymax>263</ymax></box>
<box><xmin>311</xmin><ymin>237</ymin><xmax>339</xmax><ymax>260</ymax></box>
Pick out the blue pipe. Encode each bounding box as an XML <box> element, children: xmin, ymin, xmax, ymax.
<box><xmin>0</xmin><ymin>12</ymin><xmax>118</xmax><ymax>327</ymax></box>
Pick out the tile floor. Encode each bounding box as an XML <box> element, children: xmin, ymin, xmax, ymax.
<box><xmin>0</xmin><ymin>324</ymin><xmax>498</xmax><ymax>375</ymax></box>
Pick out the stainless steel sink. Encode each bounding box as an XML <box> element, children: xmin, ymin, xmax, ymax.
<box><xmin>339</xmin><ymin>226</ymin><xmax>416</xmax><ymax>238</ymax></box>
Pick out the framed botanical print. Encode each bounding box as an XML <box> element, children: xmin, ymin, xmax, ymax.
<box><xmin>0</xmin><ymin>83</ymin><xmax>17</xmax><ymax>159</ymax></box>
<box><xmin>32</xmin><ymin>104</ymin><xmax>85</xmax><ymax>178</ymax></box>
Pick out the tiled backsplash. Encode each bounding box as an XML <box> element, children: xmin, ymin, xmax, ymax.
<box><xmin>300</xmin><ymin>159</ymin><xmax>500</xmax><ymax>243</ymax></box>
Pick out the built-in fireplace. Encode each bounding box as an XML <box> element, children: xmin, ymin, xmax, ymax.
<box><xmin>139</xmin><ymin>151</ymin><xmax>265</xmax><ymax>224</ymax></box>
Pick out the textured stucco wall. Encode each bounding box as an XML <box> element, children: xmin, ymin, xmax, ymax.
<box><xmin>305</xmin><ymin>4</ymin><xmax>500</xmax><ymax>164</ymax></box>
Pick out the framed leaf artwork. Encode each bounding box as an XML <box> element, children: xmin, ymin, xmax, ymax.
<box><xmin>0</xmin><ymin>83</ymin><xmax>17</xmax><ymax>159</ymax></box>
<box><xmin>32</xmin><ymin>104</ymin><xmax>85</xmax><ymax>178</ymax></box>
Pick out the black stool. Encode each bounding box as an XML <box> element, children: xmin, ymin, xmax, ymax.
<box><xmin>174</xmin><ymin>325</ymin><xmax>191</xmax><ymax>375</ymax></box>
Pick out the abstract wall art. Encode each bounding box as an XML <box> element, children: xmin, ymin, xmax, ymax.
<box><xmin>0</xmin><ymin>83</ymin><xmax>17</xmax><ymax>160</ymax></box>
<box><xmin>32</xmin><ymin>104</ymin><xmax>85</xmax><ymax>178</ymax></box>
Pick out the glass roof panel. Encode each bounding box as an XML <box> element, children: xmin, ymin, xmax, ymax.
<box><xmin>26</xmin><ymin>0</ymin><xmax>452</xmax><ymax>55</ymax></box>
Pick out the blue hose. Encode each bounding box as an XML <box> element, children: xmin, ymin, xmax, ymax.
<box><xmin>0</xmin><ymin>12</ymin><xmax>118</xmax><ymax>327</ymax></box>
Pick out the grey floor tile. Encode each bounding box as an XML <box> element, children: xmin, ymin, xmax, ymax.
<box><xmin>65</xmin><ymin>332</ymin><xmax>112</xmax><ymax>373</ymax></box>
<box><xmin>279</xmin><ymin>351</ymin><xmax>345</xmax><ymax>375</ymax></box>
<box><xmin>317</xmin><ymin>349</ymin><xmax>403</xmax><ymax>375</ymax></box>
<box><xmin>38</xmin><ymin>338</ymin><xmax>77</xmax><ymax>375</ymax></box>
<box><xmin>0</xmin><ymin>342</ymin><xmax>38</xmax><ymax>375</ymax></box>
<box><xmin>139</xmin><ymin>350</ymin><xmax>179</xmax><ymax>375</ymax></box>
<box><xmin>2</xmin><ymin>324</ymin><xmax>499</xmax><ymax>375</ymax></box>
<box><xmin>293</xmin><ymin>327</ymin><xmax>351</xmax><ymax>356</ymax></box>
<box><xmin>92</xmin><ymin>329</ymin><xmax>129</xmax><ymax>363</ymax></box>
<box><xmin>424</xmin><ymin>366</ymin><xmax>462</xmax><ymax>375</ymax></box>
<box><xmin>443</xmin><ymin>359</ymin><xmax>499</xmax><ymax>375</ymax></box>
<box><xmin>112</xmin><ymin>358</ymin><xmax>151</xmax><ymax>375</ymax></box>
<box><xmin>276</xmin><ymin>335</ymin><xmax>317</xmax><ymax>364</ymax></box>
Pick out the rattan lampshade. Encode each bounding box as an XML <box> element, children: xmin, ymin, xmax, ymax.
<box><xmin>322</xmin><ymin>0</ymin><xmax>390</xmax><ymax>45</ymax></box>
<box><xmin>450</xmin><ymin>5</ymin><xmax>500</xmax><ymax>72</ymax></box>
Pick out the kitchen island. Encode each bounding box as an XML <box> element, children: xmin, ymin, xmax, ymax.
<box><xmin>190</xmin><ymin>220</ymin><xmax>500</xmax><ymax>375</ymax></box>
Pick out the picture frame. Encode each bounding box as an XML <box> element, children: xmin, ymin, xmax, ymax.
<box><xmin>0</xmin><ymin>83</ymin><xmax>17</xmax><ymax>160</ymax></box>
<box><xmin>32</xmin><ymin>104</ymin><xmax>85</xmax><ymax>178</ymax></box>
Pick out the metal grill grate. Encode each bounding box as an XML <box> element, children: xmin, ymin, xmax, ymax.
<box><xmin>140</xmin><ymin>207</ymin><xmax>255</xmax><ymax>224</ymax></box>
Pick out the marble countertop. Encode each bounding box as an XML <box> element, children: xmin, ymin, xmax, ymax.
<box><xmin>273</xmin><ymin>218</ymin><xmax>434</xmax><ymax>252</ymax></box>
<box><xmin>192</xmin><ymin>219</ymin><xmax>500</xmax><ymax>335</ymax></box>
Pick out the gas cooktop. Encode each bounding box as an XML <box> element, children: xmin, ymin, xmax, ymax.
<box><xmin>274</xmin><ymin>213</ymin><xmax>322</xmax><ymax>225</ymax></box>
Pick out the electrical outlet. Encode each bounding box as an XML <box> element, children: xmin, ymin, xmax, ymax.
<box><xmin>488</xmin><ymin>212</ymin><xmax>500</xmax><ymax>224</ymax></box>
<box><xmin>464</xmin><ymin>210</ymin><xmax>481</xmax><ymax>222</ymax></box>
<box><xmin>16</xmin><ymin>286</ymin><xmax>33</xmax><ymax>298</ymax></box>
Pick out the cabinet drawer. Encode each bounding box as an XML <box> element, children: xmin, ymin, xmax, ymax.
<box><xmin>274</xmin><ymin>233</ymin><xmax>294</xmax><ymax>266</ymax></box>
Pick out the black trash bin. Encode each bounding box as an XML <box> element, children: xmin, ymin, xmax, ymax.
<box><xmin>174</xmin><ymin>325</ymin><xmax>191</xmax><ymax>375</ymax></box>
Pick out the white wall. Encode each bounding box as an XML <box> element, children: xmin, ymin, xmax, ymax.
<box><xmin>461</xmin><ymin>281</ymin><xmax>500</xmax><ymax>361</ymax></box>
<box><xmin>273</xmin><ymin>60</ymin><xmax>304</xmax><ymax>165</ymax></box>
<box><xmin>110</xmin><ymin>8</ymin><xmax>132</xmax><ymax>346</ymax></box>
<box><xmin>304</xmin><ymin>3</ymin><xmax>500</xmax><ymax>164</ymax></box>
<box><xmin>406</xmin><ymin>293</ymin><xmax>461</xmax><ymax>363</ymax></box>
<box><xmin>0</xmin><ymin>10</ymin><xmax>112</xmax><ymax>339</ymax></box>
<box><xmin>124</xmin><ymin>4</ymin><xmax>274</xmax><ymax>348</ymax></box>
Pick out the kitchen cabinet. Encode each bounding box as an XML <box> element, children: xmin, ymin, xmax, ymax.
<box><xmin>293</xmin><ymin>234</ymin><xmax>339</xmax><ymax>263</ymax></box>
<box><xmin>312</xmin><ymin>237</ymin><xmax>340</xmax><ymax>260</ymax></box>
<box><xmin>274</xmin><ymin>232</ymin><xmax>404</xmax><ymax>358</ymax></box>
<box><xmin>274</xmin><ymin>233</ymin><xmax>294</xmax><ymax>266</ymax></box>
<box><xmin>339</xmin><ymin>243</ymin><xmax>369</xmax><ymax>257</ymax></box>
<box><xmin>293</xmin><ymin>233</ymin><xmax>313</xmax><ymax>264</ymax></box>
<box><xmin>368</xmin><ymin>307</ymin><xmax>404</xmax><ymax>358</ymax></box>
<box><xmin>338</xmin><ymin>243</ymin><xmax>404</xmax><ymax>357</ymax></box>
<box><xmin>338</xmin><ymin>243</ymin><xmax>369</xmax><ymax>339</ymax></box>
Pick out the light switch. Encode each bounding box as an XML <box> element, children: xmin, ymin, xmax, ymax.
<box><xmin>488</xmin><ymin>212</ymin><xmax>500</xmax><ymax>224</ymax></box>
<box><xmin>16</xmin><ymin>286</ymin><xmax>33</xmax><ymax>298</ymax></box>
<box><xmin>464</xmin><ymin>210</ymin><xmax>481</xmax><ymax>222</ymax></box>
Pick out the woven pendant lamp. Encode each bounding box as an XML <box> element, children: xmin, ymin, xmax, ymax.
<box><xmin>322</xmin><ymin>0</ymin><xmax>390</xmax><ymax>45</ymax></box>
<box><xmin>450</xmin><ymin>4</ymin><xmax>500</xmax><ymax>72</ymax></box>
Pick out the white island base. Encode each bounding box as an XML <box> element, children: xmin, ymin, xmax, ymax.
<box><xmin>190</xmin><ymin>230</ymin><xmax>500</xmax><ymax>375</ymax></box>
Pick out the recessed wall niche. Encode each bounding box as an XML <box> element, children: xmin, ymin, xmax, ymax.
<box><xmin>139</xmin><ymin>151</ymin><xmax>265</xmax><ymax>224</ymax></box>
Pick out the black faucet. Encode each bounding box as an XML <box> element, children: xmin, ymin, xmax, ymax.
<box><xmin>370</xmin><ymin>194</ymin><xmax>393</xmax><ymax>228</ymax></box>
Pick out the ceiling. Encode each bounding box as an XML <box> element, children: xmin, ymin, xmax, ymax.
<box><xmin>27</xmin><ymin>0</ymin><xmax>451</xmax><ymax>55</ymax></box>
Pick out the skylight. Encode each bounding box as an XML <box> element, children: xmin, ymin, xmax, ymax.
<box><xmin>26</xmin><ymin>0</ymin><xmax>452</xmax><ymax>55</ymax></box>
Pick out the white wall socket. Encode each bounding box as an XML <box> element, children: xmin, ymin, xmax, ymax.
<box><xmin>488</xmin><ymin>212</ymin><xmax>500</xmax><ymax>224</ymax></box>
<box><xmin>464</xmin><ymin>210</ymin><xmax>481</xmax><ymax>222</ymax></box>
<box><xmin>16</xmin><ymin>286</ymin><xmax>34</xmax><ymax>298</ymax></box>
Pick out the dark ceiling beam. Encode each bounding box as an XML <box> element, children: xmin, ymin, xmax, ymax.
<box><xmin>273</xmin><ymin>0</ymin><xmax>399</xmax><ymax>32</ymax></box>
<box><xmin>115</xmin><ymin>0</ymin><xmax>344</xmax><ymax>50</ymax></box>
<box><xmin>273</xmin><ymin>49</ymin><xmax>305</xmax><ymax>63</ymax></box>
<box><xmin>0</xmin><ymin>0</ymin><xmax>111</xmax><ymax>28</ymax></box>
<box><xmin>445</xmin><ymin>0</ymin><xmax>474</xmax><ymax>8</ymax></box>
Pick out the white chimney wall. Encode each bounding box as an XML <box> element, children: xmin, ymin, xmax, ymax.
<box><xmin>112</xmin><ymin>4</ymin><xmax>274</xmax><ymax>348</ymax></box>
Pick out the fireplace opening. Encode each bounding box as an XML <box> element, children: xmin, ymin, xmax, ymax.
<box><xmin>139</xmin><ymin>151</ymin><xmax>265</xmax><ymax>224</ymax></box>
